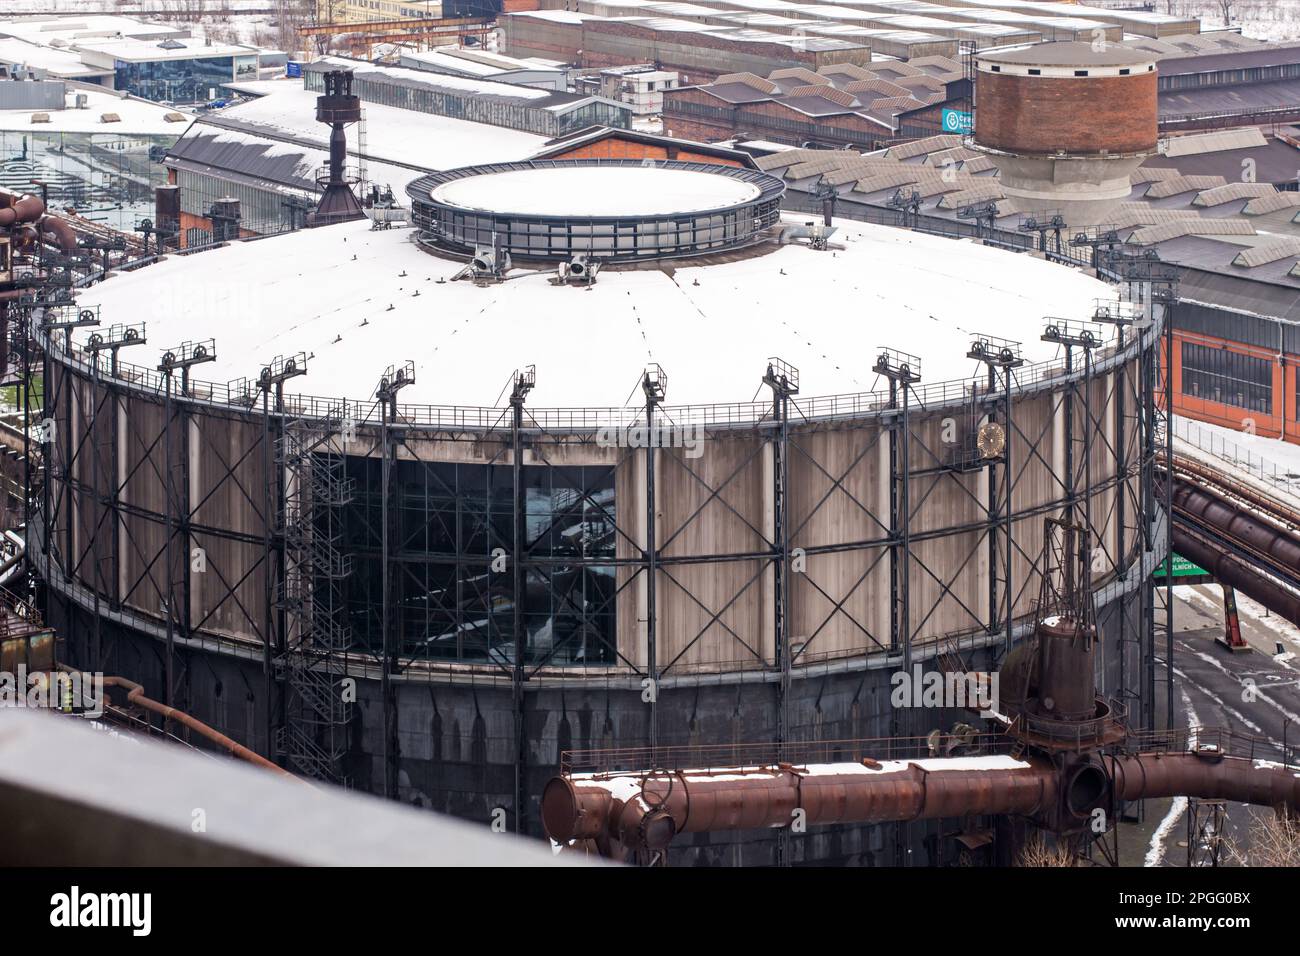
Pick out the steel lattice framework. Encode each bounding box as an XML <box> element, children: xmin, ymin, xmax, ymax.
<box><xmin>22</xmin><ymin>250</ymin><xmax>1171</xmax><ymax>857</ymax></box>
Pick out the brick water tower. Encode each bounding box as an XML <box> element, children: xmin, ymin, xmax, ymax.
<box><xmin>972</xmin><ymin>41</ymin><xmax>1157</xmax><ymax>228</ymax></box>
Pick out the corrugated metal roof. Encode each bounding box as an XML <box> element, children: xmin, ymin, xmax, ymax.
<box><xmin>908</xmin><ymin>54</ymin><xmax>962</xmax><ymax>74</ymax></box>
<box><xmin>883</xmin><ymin>133</ymin><xmax>961</xmax><ymax>159</ymax></box>
<box><xmin>896</xmin><ymin>73</ymin><xmax>945</xmax><ymax>90</ymax></box>
<box><xmin>842</xmin><ymin>78</ymin><xmax>912</xmax><ymax>99</ymax></box>
<box><xmin>817</xmin><ymin>62</ymin><xmax>876</xmax><ymax>82</ymax></box>
<box><xmin>1191</xmin><ymin>182</ymin><xmax>1277</xmax><ymax>207</ymax></box>
<box><xmin>869</xmin><ymin>94</ymin><xmax>925</xmax><ymax>112</ymax></box>
<box><xmin>914</xmin><ymin>175</ymin><xmax>970</xmax><ymax>198</ymax></box>
<box><xmin>925</xmin><ymin>145</ymin><xmax>980</xmax><ymax>166</ymax></box>
<box><xmin>1144</xmin><ymin>174</ymin><xmax>1228</xmax><ymax>199</ymax></box>
<box><xmin>1243</xmin><ymin>191</ymin><xmax>1300</xmax><ymax>215</ymax></box>
<box><xmin>1164</xmin><ymin>127</ymin><xmax>1269</xmax><ymax>158</ymax></box>
<box><xmin>959</xmin><ymin>154</ymin><xmax>998</xmax><ymax>174</ymax></box>
<box><xmin>786</xmin><ymin>83</ymin><xmax>858</xmax><ymax>107</ymax></box>
<box><xmin>755</xmin><ymin>148</ymin><xmax>828</xmax><ymax>171</ymax></box>
<box><xmin>785</xmin><ymin>154</ymin><xmax>881</xmax><ymax>179</ymax></box>
<box><xmin>852</xmin><ymin>167</ymin><xmax>931</xmax><ymax>194</ymax></box>
<box><xmin>1128</xmin><ymin>218</ymin><xmax>1256</xmax><ymax>244</ymax></box>
<box><xmin>822</xmin><ymin>159</ymin><xmax>901</xmax><ymax>185</ymax></box>
<box><xmin>1131</xmin><ymin>167</ymin><xmax>1181</xmax><ymax>185</ymax></box>
<box><xmin>714</xmin><ymin>71</ymin><xmax>779</xmax><ymax>93</ymax></box>
<box><xmin>769</xmin><ymin>66</ymin><xmax>829</xmax><ymax>85</ymax></box>
<box><xmin>867</xmin><ymin>60</ymin><xmax>925</xmax><ymax>78</ymax></box>
<box><xmin>1108</xmin><ymin>205</ymin><xmax>1205</xmax><ymax>229</ymax></box>
<box><xmin>1233</xmin><ymin>239</ymin><xmax>1300</xmax><ymax>268</ymax></box>
<box><xmin>937</xmin><ymin>181</ymin><xmax>1004</xmax><ymax>208</ymax></box>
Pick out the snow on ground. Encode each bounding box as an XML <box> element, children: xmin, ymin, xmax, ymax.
<box><xmin>1166</xmin><ymin>1</ymin><xmax>1300</xmax><ymax>41</ymax></box>
<box><xmin>1175</xmin><ymin>584</ymin><xmax>1300</xmax><ymax>656</ymax></box>
<box><xmin>430</xmin><ymin>167</ymin><xmax>761</xmax><ymax>217</ymax></box>
<box><xmin>1145</xmin><ymin>685</ymin><xmax>1199</xmax><ymax>867</ymax></box>
<box><xmin>1173</xmin><ymin>416</ymin><xmax>1300</xmax><ymax>502</ymax></box>
<box><xmin>78</xmin><ymin>214</ymin><xmax>1112</xmax><ymax>409</ymax></box>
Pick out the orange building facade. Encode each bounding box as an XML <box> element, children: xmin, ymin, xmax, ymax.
<box><xmin>1170</xmin><ymin>325</ymin><xmax>1298</xmax><ymax>443</ymax></box>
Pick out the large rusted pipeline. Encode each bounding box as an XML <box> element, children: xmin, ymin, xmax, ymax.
<box><xmin>1172</xmin><ymin>522</ymin><xmax>1300</xmax><ymax>627</ymax></box>
<box><xmin>1108</xmin><ymin>752</ymin><xmax>1300</xmax><ymax>810</ymax></box>
<box><xmin>0</xmin><ymin>193</ymin><xmax>45</xmax><ymax>227</ymax></box>
<box><xmin>38</xmin><ymin>215</ymin><xmax>77</xmax><ymax>254</ymax></box>
<box><xmin>1170</xmin><ymin>478</ymin><xmax>1300</xmax><ymax>577</ymax></box>
<box><xmin>543</xmin><ymin>758</ymin><xmax>1059</xmax><ymax>849</ymax></box>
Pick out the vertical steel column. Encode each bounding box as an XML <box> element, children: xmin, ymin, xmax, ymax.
<box><xmin>1141</xmin><ymin>318</ymin><xmax>1157</xmax><ymax>733</ymax></box>
<box><xmin>261</xmin><ymin>385</ymin><xmax>276</xmax><ymax>757</ymax></box>
<box><xmin>764</xmin><ymin>359</ymin><xmax>799</xmax><ymax>868</ymax></box>
<box><xmin>889</xmin><ymin>377</ymin><xmax>900</xmax><ymax>655</ymax></box>
<box><xmin>109</xmin><ymin>349</ymin><xmax>124</xmax><ymax>610</ymax></box>
<box><xmin>1115</xmin><ymin>323</ymin><xmax>1128</xmax><ymax>706</ymax></box>
<box><xmin>89</xmin><ymin>354</ymin><xmax>103</xmax><ymax>670</ymax></box>
<box><xmin>380</xmin><ymin>393</ymin><xmax>396</xmax><ymax>799</ymax></box>
<box><xmin>373</xmin><ymin>362</ymin><xmax>413</xmax><ymax>800</ymax></box>
<box><xmin>642</xmin><ymin>366</ymin><xmax>665</xmax><ymax>757</ymax></box>
<box><xmin>60</xmin><ymin>344</ymin><xmax>73</xmax><ymax>576</ymax></box>
<box><xmin>1084</xmin><ymin>347</ymin><xmax>1096</xmax><ymax>570</ymax></box>
<box><xmin>162</xmin><ymin>368</ymin><xmax>177</xmax><ymax>714</ymax></box>
<box><xmin>872</xmin><ymin>349</ymin><xmax>920</xmax><ymax>868</ymax></box>
<box><xmin>42</xmin><ymin>327</ymin><xmax>51</xmax><ymax>599</ymax></box>
<box><xmin>764</xmin><ymin>360</ymin><xmax>798</xmax><ymax>750</ymax></box>
<box><xmin>1162</xmin><ymin>294</ymin><xmax>1175</xmax><ymax>731</ymax></box>
<box><xmin>968</xmin><ymin>336</ymin><xmax>1023</xmax><ymax>650</ymax></box>
<box><xmin>900</xmin><ymin>383</ymin><xmax>912</xmax><ymax>676</ymax></box>
<box><xmin>1001</xmin><ymin>367</ymin><xmax>1013</xmax><ymax>648</ymax></box>
<box><xmin>157</xmin><ymin>342</ymin><xmax>213</xmax><ymax>729</ymax></box>
<box><xmin>508</xmin><ymin>366</ymin><xmax>533</xmax><ymax>832</ymax></box>
<box><xmin>1064</xmin><ymin>343</ymin><xmax>1076</xmax><ymax>515</ymax></box>
<box><xmin>986</xmin><ymin>363</ymin><xmax>997</xmax><ymax>634</ymax></box>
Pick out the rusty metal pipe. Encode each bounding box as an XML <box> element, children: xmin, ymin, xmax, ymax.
<box><xmin>98</xmin><ymin>676</ymin><xmax>293</xmax><ymax>777</ymax></box>
<box><xmin>1172</xmin><ymin>480</ymin><xmax>1300</xmax><ymax>574</ymax></box>
<box><xmin>544</xmin><ymin>757</ymin><xmax>1059</xmax><ymax>849</ymax></box>
<box><xmin>1108</xmin><ymin>751</ymin><xmax>1300</xmax><ymax>809</ymax></box>
<box><xmin>1172</xmin><ymin>522</ymin><xmax>1300</xmax><ymax>627</ymax></box>
<box><xmin>57</xmin><ymin>666</ymin><xmax>294</xmax><ymax>779</ymax></box>
<box><xmin>547</xmin><ymin>748</ymin><xmax>1300</xmax><ymax>852</ymax></box>
<box><xmin>37</xmin><ymin>215</ymin><xmax>77</xmax><ymax>255</ymax></box>
<box><xmin>0</xmin><ymin>194</ymin><xmax>45</xmax><ymax>227</ymax></box>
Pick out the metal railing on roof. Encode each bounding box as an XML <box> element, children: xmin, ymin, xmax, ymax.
<box><xmin>32</xmin><ymin>191</ymin><xmax>1163</xmax><ymax>434</ymax></box>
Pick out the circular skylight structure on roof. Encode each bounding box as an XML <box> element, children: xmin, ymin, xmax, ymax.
<box><xmin>407</xmin><ymin>159</ymin><xmax>786</xmax><ymax>262</ymax></box>
<box><xmin>430</xmin><ymin>166</ymin><xmax>763</xmax><ymax>217</ymax></box>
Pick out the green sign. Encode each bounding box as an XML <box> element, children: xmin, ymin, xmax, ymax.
<box><xmin>1155</xmin><ymin>553</ymin><xmax>1208</xmax><ymax>579</ymax></box>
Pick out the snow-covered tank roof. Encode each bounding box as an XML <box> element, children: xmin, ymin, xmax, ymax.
<box><xmin>428</xmin><ymin>166</ymin><xmax>762</xmax><ymax>218</ymax></box>
<box><xmin>78</xmin><ymin>216</ymin><xmax>1113</xmax><ymax>409</ymax></box>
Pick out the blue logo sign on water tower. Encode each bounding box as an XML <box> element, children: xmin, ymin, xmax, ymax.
<box><xmin>941</xmin><ymin>108</ymin><xmax>972</xmax><ymax>134</ymax></box>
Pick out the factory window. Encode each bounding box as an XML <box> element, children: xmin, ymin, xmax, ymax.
<box><xmin>1074</xmin><ymin>70</ymin><xmax>1088</xmax><ymax>77</ymax></box>
<box><xmin>1120</xmin><ymin>69</ymin><xmax>1130</xmax><ymax>75</ymax></box>
<box><xmin>1028</xmin><ymin>69</ymin><xmax>1041</xmax><ymax>76</ymax></box>
<box><xmin>0</xmin><ymin>128</ymin><xmax>175</xmax><ymax>233</ymax></box>
<box><xmin>1181</xmin><ymin>342</ymin><xmax>1273</xmax><ymax>414</ymax></box>
<box><xmin>340</xmin><ymin>458</ymin><xmax>617</xmax><ymax>666</ymax></box>
<box><xmin>113</xmin><ymin>56</ymin><xmax>237</xmax><ymax>105</ymax></box>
